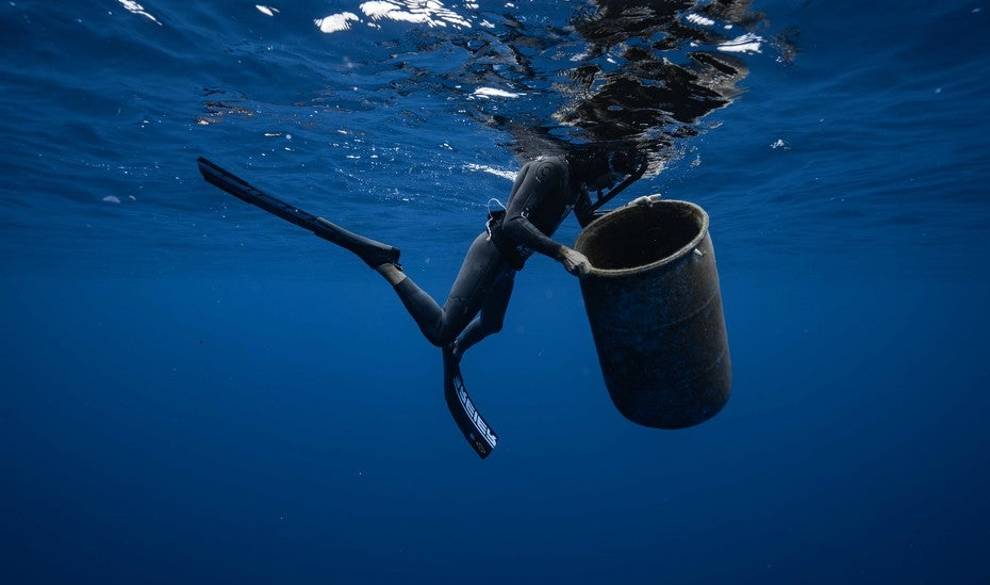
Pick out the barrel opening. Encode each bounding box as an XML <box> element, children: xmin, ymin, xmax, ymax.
<box><xmin>578</xmin><ymin>203</ymin><xmax>705</xmax><ymax>270</ymax></box>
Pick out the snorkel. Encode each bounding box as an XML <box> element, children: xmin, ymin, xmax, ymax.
<box><xmin>570</xmin><ymin>147</ymin><xmax>649</xmax><ymax>214</ymax></box>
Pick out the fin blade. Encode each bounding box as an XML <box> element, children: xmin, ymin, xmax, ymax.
<box><xmin>444</xmin><ymin>351</ymin><xmax>498</xmax><ymax>459</ymax></box>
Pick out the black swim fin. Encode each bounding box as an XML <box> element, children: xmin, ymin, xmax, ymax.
<box><xmin>443</xmin><ymin>348</ymin><xmax>498</xmax><ymax>459</ymax></box>
<box><xmin>197</xmin><ymin>157</ymin><xmax>400</xmax><ymax>267</ymax></box>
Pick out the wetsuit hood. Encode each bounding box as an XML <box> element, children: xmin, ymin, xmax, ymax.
<box><xmin>566</xmin><ymin>147</ymin><xmax>643</xmax><ymax>191</ymax></box>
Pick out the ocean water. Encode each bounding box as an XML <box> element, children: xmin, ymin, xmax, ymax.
<box><xmin>2</xmin><ymin>1</ymin><xmax>989</xmax><ymax>583</ymax></box>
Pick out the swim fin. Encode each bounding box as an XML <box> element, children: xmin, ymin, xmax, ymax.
<box><xmin>197</xmin><ymin>157</ymin><xmax>400</xmax><ymax>267</ymax></box>
<box><xmin>443</xmin><ymin>348</ymin><xmax>498</xmax><ymax>459</ymax></box>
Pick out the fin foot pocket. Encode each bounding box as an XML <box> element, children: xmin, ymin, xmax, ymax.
<box><xmin>314</xmin><ymin>217</ymin><xmax>400</xmax><ymax>268</ymax></box>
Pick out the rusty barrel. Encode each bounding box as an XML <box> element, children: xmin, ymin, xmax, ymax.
<box><xmin>574</xmin><ymin>200</ymin><xmax>731</xmax><ymax>429</ymax></box>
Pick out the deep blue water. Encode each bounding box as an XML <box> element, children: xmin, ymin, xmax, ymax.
<box><xmin>2</xmin><ymin>1</ymin><xmax>989</xmax><ymax>583</ymax></box>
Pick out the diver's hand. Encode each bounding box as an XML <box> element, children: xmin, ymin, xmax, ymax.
<box><xmin>559</xmin><ymin>247</ymin><xmax>592</xmax><ymax>277</ymax></box>
<box><xmin>629</xmin><ymin>193</ymin><xmax>663</xmax><ymax>207</ymax></box>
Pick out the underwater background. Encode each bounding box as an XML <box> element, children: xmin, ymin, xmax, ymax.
<box><xmin>2</xmin><ymin>0</ymin><xmax>989</xmax><ymax>582</ymax></box>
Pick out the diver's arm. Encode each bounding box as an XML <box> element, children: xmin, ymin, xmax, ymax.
<box><xmin>503</xmin><ymin>212</ymin><xmax>589</xmax><ymax>275</ymax></box>
<box><xmin>575</xmin><ymin>188</ymin><xmax>606</xmax><ymax>228</ymax></box>
<box><xmin>501</xmin><ymin>214</ymin><xmax>567</xmax><ymax>259</ymax></box>
<box><xmin>575</xmin><ymin>185</ymin><xmax>627</xmax><ymax>227</ymax></box>
<box><xmin>501</xmin><ymin>160</ymin><xmax>569</xmax><ymax>260</ymax></box>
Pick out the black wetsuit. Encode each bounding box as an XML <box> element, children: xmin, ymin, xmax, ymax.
<box><xmin>391</xmin><ymin>156</ymin><xmax>593</xmax><ymax>354</ymax></box>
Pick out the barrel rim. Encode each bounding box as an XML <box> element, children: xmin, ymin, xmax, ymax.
<box><xmin>575</xmin><ymin>200</ymin><xmax>710</xmax><ymax>277</ymax></box>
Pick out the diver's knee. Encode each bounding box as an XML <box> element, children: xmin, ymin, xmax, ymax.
<box><xmin>424</xmin><ymin>321</ymin><xmax>458</xmax><ymax>347</ymax></box>
<box><xmin>428</xmin><ymin>332</ymin><xmax>458</xmax><ymax>348</ymax></box>
<box><xmin>422</xmin><ymin>326</ymin><xmax>446</xmax><ymax>347</ymax></box>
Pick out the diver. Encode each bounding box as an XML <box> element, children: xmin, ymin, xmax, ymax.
<box><xmin>196</xmin><ymin>148</ymin><xmax>646</xmax><ymax>457</ymax></box>
<box><xmin>326</xmin><ymin>149</ymin><xmax>645</xmax><ymax>363</ymax></box>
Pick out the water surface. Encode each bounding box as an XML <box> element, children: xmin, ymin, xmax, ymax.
<box><xmin>1</xmin><ymin>1</ymin><xmax>988</xmax><ymax>583</ymax></box>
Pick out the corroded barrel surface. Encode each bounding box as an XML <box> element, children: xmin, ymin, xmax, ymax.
<box><xmin>574</xmin><ymin>201</ymin><xmax>731</xmax><ymax>429</ymax></box>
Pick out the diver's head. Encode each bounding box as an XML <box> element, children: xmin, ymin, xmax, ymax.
<box><xmin>566</xmin><ymin>145</ymin><xmax>643</xmax><ymax>191</ymax></box>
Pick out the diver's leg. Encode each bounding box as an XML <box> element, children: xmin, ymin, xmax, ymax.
<box><xmin>380</xmin><ymin>233</ymin><xmax>508</xmax><ymax>347</ymax></box>
<box><xmin>451</xmin><ymin>271</ymin><xmax>515</xmax><ymax>361</ymax></box>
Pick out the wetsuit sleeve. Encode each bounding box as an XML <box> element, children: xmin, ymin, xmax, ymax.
<box><xmin>501</xmin><ymin>160</ymin><xmax>569</xmax><ymax>260</ymax></box>
<box><xmin>575</xmin><ymin>187</ymin><xmax>607</xmax><ymax>228</ymax></box>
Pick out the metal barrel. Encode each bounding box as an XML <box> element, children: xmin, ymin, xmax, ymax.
<box><xmin>574</xmin><ymin>200</ymin><xmax>731</xmax><ymax>429</ymax></box>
